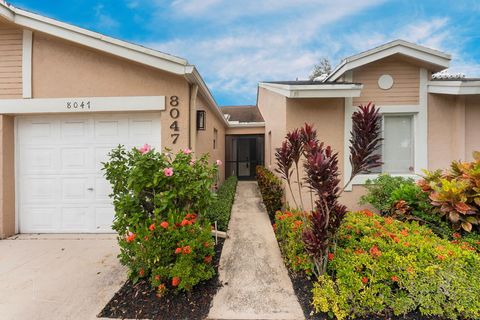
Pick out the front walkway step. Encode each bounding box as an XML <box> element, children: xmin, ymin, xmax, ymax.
<box><xmin>208</xmin><ymin>181</ymin><xmax>304</xmax><ymax>320</ymax></box>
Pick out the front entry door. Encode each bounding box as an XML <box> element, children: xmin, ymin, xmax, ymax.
<box><xmin>225</xmin><ymin>135</ymin><xmax>264</xmax><ymax>180</ymax></box>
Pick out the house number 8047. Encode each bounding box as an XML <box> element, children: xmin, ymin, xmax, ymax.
<box><xmin>169</xmin><ymin>96</ymin><xmax>180</xmax><ymax>144</ymax></box>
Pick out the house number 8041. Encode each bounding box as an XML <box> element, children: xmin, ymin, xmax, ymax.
<box><xmin>169</xmin><ymin>96</ymin><xmax>180</xmax><ymax>144</ymax></box>
<box><xmin>66</xmin><ymin>101</ymin><xmax>91</xmax><ymax>109</ymax></box>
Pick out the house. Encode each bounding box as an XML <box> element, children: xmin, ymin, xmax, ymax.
<box><xmin>258</xmin><ymin>40</ymin><xmax>480</xmax><ymax>209</ymax></box>
<box><xmin>0</xmin><ymin>1</ymin><xmax>478</xmax><ymax>238</ymax></box>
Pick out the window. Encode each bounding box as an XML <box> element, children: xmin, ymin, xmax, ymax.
<box><xmin>213</xmin><ymin>128</ymin><xmax>218</xmax><ymax>149</ymax></box>
<box><xmin>372</xmin><ymin>114</ymin><xmax>414</xmax><ymax>174</ymax></box>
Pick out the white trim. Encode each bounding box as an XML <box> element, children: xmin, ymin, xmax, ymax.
<box><xmin>185</xmin><ymin>66</ymin><xmax>229</xmax><ymax>127</ymax></box>
<box><xmin>351</xmin><ymin>173</ymin><xmax>421</xmax><ymax>185</ymax></box>
<box><xmin>227</xmin><ymin>122</ymin><xmax>265</xmax><ymax>128</ymax></box>
<box><xmin>14</xmin><ymin>116</ymin><xmax>19</xmax><ymax>234</ymax></box>
<box><xmin>0</xmin><ymin>3</ymin><xmax>188</xmax><ymax>75</ymax></box>
<box><xmin>346</xmin><ymin>68</ymin><xmax>429</xmax><ymax>189</ymax></box>
<box><xmin>258</xmin><ymin>82</ymin><xmax>363</xmax><ymax>98</ymax></box>
<box><xmin>22</xmin><ymin>29</ymin><xmax>32</xmax><ymax>99</ymax></box>
<box><xmin>428</xmin><ymin>80</ymin><xmax>480</xmax><ymax>95</ymax></box>
<box><xmin>0</xmin><ymin>96</ymin><xmax>166</xmax><ymax>114</ymax></box>
<box><xmin>326</xmin><ymin>40</ymin><xmax>451</xmax><ymax>82</ymax></box>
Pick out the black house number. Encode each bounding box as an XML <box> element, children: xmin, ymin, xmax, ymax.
<box><xmin>169</xmin><ymin>96</ymin><xmax>180</xmax><ymax>144</ymax></box>
<box><xmin>66</xmin><ymin>101</ymin><xmax>91</xmax><ymax>109</ymax></box>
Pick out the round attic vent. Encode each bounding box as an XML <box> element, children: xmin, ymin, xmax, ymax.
<box><xmin>378</xmin><ymin>74</ymin><xmax>394</xmax><ymax>90</ymax></box>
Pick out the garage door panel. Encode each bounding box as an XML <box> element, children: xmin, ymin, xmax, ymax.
<box><xmin>60</xmin><ymin>147</ymin><xmax>93</xmax><ymax>171</ymax></box>
<box><xmin>21</xmin><ymin>147</ymin><xmax>57</xmax><ymax>172</ymax></box>
<box><xmin>21</xmin><ymin>207</ymin><xmax>58</xmax><ymax>232</ymax></box>
<box><xmin>22</xmin><ymin>177</ymin><xmax>58</xmax><ymax>201</ymax></box>
<box><xmin>95</xmin><ymin>206</ymin><xmax>115</xmax><ymax>232</ymax></box>
<box><xmin>18</xmin><ymin>112</ymin><xmax>161</xmax><ymax>233</ymax></box>
<box><xmin>61</xmin><ymin>207</ymin><xmax>90</xmax><ymax>231</ymax></box>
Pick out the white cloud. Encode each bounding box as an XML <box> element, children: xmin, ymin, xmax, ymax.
<box><xmin>146</xmin><ymin>0</ymin><xmax>386</xmax><ymax>103</ymax></box>
<box><xmin>94</xmin><ymin>4</ymin><xmax>119</xmax><ymax>30</ymax></box>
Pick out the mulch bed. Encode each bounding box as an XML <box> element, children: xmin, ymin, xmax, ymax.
<box><xmin>288</xmin><ymin>264</ymin><xmax>445</xmax><ymax>320</ymax></box>
<box><xmin>98</xmin><ymin>238</ymin><xmax>225</xmax><ymax>320</ymax></box>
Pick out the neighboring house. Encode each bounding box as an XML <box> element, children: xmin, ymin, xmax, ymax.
<box><xmin>0</xmin><ymin>2</ymin><xmax>478</xmax><ymax>238</ymax></box>
<box><xmin>258</xmin><ymin>40</ymin><xmax>480</xmax><ymax>209</ymax></box>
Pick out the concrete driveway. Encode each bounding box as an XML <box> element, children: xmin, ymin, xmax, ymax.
<box><xmin>0</xmin><ymin>234</ymin><xmax>126</xmax><ymax>320</ymax></box>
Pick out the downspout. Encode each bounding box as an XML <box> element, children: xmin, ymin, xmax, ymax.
<box><xmin>189</xmin><ymin>83</ymin><xmax>199</xmax><ymax>151</ymax></box>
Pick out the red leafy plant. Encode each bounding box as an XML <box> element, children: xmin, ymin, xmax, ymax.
<box><xmin>275</xmin><ymin>102</ymin><xmax>382</xmax><ymax>275</ymax></box>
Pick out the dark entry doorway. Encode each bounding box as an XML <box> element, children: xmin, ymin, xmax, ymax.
<box><xmin>225</xmin><ymin>135</ymin><xmax>264</xmax><ymax>180</ymax></box>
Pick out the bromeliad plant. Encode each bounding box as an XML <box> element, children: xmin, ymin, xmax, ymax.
<box><xmin>102</xmin><ymin>145</ymin><xmax>220</xmax><ymax>292</ymax></box>
<box><xmin>275</xmin><ymin>102</ymin><xmax>382</xmax><ymax>275</ymax></box>
<box><xmin>419</xmin><ymin>151</ymin><xmax>480</xmax><ymax>232</ymax></box>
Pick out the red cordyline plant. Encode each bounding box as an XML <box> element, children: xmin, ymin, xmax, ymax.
<box><xmin>275</xmin><ymin>102</ymin><xmax>382</xmax><ymax>276</ymax></box>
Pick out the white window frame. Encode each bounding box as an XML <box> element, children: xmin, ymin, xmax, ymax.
<box><xmin>343</xmin><ymin>68</ymin><xmax>428</xmax><ymax>191</ymax></box>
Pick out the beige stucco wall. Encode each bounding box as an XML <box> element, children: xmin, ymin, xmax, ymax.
<box><xmin>257</xmin><ymin>87</ymin><xmax>287</xmax><ymax>169</ymax></box>
<box><xmin>195</xmin><ymin>95</ymin><xmax>226</xmax><ymax>183</ymax></box>
<box><xmin>226</xmin><ymin>126</ymin><xmax>265</xmax><ymax>135</ymax></box>
<box><xmin>465</xmin><ymin>96</ymin><xmax>480</xmax><ymax>161</ymax></box>
<box><xmin>0</xmin><ymin>21</ymin><xmax>22</xmax><ymax>98</ymax></box>
<box><xmin>428</xmin><ymin>93</ymin><xmax>463</xmax><ymax>169</ymax></box>
<box><xmin>0</xmin><ymin>115</ymin><xmax>15</xmax><ymax>238</ymax></box>
<box><xmin>352</xmin><ymin>56</ymin><xmax>420</xmax><ymax>106</ymax></box>
<box><xmin>32</xmin><ymin>32</ymin><xmax>191</xmax><ymax>151</ymax></box>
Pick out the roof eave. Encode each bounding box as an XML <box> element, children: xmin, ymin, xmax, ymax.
<box><xmin>259</xmin><ymin>82</ymin><xmax>363</xmax><ymax>98</ymax></box>
<box><xmin>428</xmin><ymin>80</ymin><xmax>480</xmax><ymax>95</ymax></box>
<box><xmin>227</xmin><ymin>122</ymin><xmax>265</xmax><ymax>128</ymax></box>
<box><xmin>326</xmin><ymin>40</ymin><xmax>452</xmax><ymax>82</ymax></box>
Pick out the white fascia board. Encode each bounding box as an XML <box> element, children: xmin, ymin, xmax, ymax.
<box><xmin>8</xmin><ymin>6</ymin><xmax>187</xmax><ymax>75</ymax></box>
<box><xmin>428</xmin><ymin>81</ymin><xmax>480</xmax><ymax>95</ymax></box>
<box><xmin>0</xmin><ymin>96</ymin><xmax>165</xmax><ymax>114</ymax></box>
<box><xmin>259</xmin><ymin>83</ymin><xmax>363</xmax><ymax>98</ymax></box>
<box><xmin>327</xmin><ymin>41</ymin><xmax>451</xmax><ymax>82</ymax></box>
<box><xmin>185</xmin><ymin>66</ymin><xmax>229</xmax><ymax>127</ymax></box>
<box><xmin>228</xmin><ymin>122</ymin><xmax>265</xmax><ymax>128</ymax></box>
<box><xmin>0</xmin><ymin>2</ymin><xmax>14</xmax><ymax>21</ymax></box>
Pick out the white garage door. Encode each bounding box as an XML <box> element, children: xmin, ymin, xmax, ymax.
<box><xmin>17</xmin><ymin>112</ymin><xmax>161</xmax><ymax>233</ymax></box>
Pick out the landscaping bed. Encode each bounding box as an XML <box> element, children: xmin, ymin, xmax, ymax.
<box><xmin>99</xmin><ymin>238</ymin><xmax>224</xmax><ymax>320</ymax></box>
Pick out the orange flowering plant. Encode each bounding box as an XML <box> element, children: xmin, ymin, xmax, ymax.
<box><xmin>274</xmin><ymin>210</ymin><xmax>314</xmax><ymax>275</ymax></box>
<box><xmin>312</xmin><ymin>210</ymin><xmax>480</xmax><ymax>320</ymax></box>
<box><xmin>103</xmin><ymin>146</ymin><xmax>219</xmax><ymax>292</ymax></box>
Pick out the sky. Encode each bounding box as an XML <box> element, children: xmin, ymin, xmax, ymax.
<box><xmin>8</xmin><ymin>0</ymin><xmax>480</xmax><ymax>105</ymax></box>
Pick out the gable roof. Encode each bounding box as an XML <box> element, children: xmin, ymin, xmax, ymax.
<box><xmin>0</xmin><ymin>1</ymin><xmax>229</xmax><ymax>126</ymax></box>
<box><xmin>325</xmin><ymin>39</ymin><xmax>451</xmax><ymax>82</ymax></box>
<box><xmin>258</xmin><ymin>81</ymin><xmax>363</xmax><ymax>98</ymax></box>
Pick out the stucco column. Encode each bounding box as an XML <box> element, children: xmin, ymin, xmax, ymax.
<box><xmin>0</xmin><ymin>115</ymin><xmax>15</xmax><ymax>238</ymax></box>
<box><xmin>453</xmin><ymin>96</ymin><xmax>466</xmax><ymax>161</ymax></box>
<box><xmin>189</xmin><ymin>84</ymin><xmax>198</xmax><ymax>151</ymax></box>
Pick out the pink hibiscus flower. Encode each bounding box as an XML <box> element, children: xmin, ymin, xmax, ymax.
<box><xmin>216</xmin><ymin>159</ymin><xmax>223</xmax><ymax>166</ymax></box>
<box><xmin>164</xmin><ymin>167</ymin><xmax>174</xmax><ymax>177</ymax></box>
<box><xmin>183</xmin><ymin>148</ymin><xmax>192</xmax><ymax>155</ymax></box>
<box><xmin>138</xmin><ymin>144</ymin><xmax>152</xmax><ymax>155</ymax></box>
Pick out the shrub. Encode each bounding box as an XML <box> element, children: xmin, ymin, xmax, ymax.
<box><xmin>256</xmin><ymin>166</ymin><xmax>284</xmax><ymax>218</ymax></box>
<box><xmin>274</xmin><ymin>210</ymin><xmax>314</xmax><ymax>275</ymax></box>
<box><xmin>312</xmin><ymin>211</ymin><xmax>480</xmax><ymax>320</ymax></box>
<box><xmin>276</xmin><ymin>103</ymin><xmax>382</xmax><ymax>275</ymax></box>
<box><xmin>204</xmin><ymin>176</ymin><xmax>238</xmax><ymax>231</ymax></box>
<box><xmin>102</xmin><ymin>145</ymin><xmax>220</xmax><ymax>292</ymax></box>
<box><xmin>359</xmin><ymin>174</ymin><xmax>416</xmax><ymax>214</ymax></box>
<box><xmin>419</xmin><ymin>152</ymin><xmax>480</xmax><ymax>232</ymax></box>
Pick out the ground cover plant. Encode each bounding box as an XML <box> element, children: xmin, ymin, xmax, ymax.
<box><xmin>312</xmin><ymin>210</ymin><xmax>480</xmax><ymax>320</ymax></box>
<box><xmin>256</xmin><ymin>165</ymin><xmax>284</xmax><ymax>220</ymax></box>
<box><xmin>204</xmin><ymin>176</ymin><xmax>238</xmax><ymax>231</ymax></box>
<box><xmin>103</xmin><ymin>145</ymin><xmax>221</xmax><ymax>293</ymax></box>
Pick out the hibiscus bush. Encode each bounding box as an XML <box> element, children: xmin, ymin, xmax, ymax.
<box><xmin>312</xmin><ymin>211</ymin><xmax>480</xmax><ymax>320</ymax></box>
<box><xmin>103</xmin><ymin>145</ymin><xmax>220</xmax><ymax>292</ymax></box>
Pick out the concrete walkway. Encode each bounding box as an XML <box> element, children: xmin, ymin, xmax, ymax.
<box><xmin>0</xmin><ymin>234</ymin><xmax>126</xmax><ymax>320</ymax></box>
<box><xmin>209</xmin><ymin>181</ymin><xmax>304</xmax><ymax>320</ymax></box>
